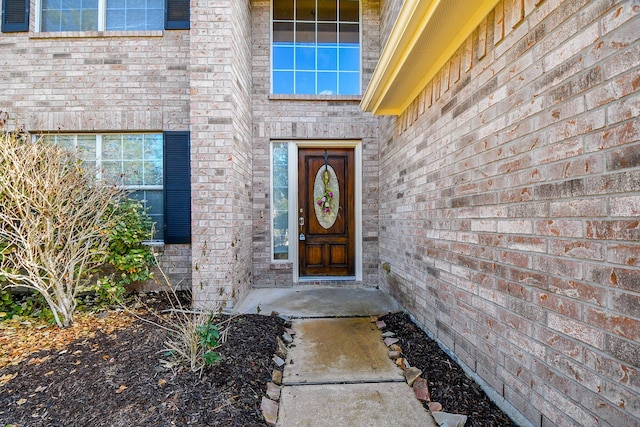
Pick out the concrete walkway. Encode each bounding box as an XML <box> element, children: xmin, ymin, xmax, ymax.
<box><xmin>234</xmin><ymin>287</ymin><xmax>439</xmax><ymax>427</ymax></box>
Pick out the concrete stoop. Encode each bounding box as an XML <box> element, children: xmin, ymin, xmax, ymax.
<box><xmin>233</xmin><ymin>286</ymin><xmax>402</xmax><ymax>318</ymax></box>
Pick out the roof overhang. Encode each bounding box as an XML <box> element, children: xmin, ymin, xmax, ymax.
<box><xmin>361</xmin><ymin>0</ymin><xmax>500</xmax><ymax>115</ymax></box>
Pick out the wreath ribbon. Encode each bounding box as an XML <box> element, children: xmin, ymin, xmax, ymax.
<box><xmin>316</xmin><ymin>149</ymin><xmax>333</xmax><ymax>214</ymax></box>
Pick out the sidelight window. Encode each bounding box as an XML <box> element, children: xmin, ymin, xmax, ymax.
<box><xmin>272</xmin><ymin>142</ymin><xmax>290</xmax><ymax>260</ymax></box>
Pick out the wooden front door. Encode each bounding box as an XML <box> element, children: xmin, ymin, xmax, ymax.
<box><xmin>298</xmin><ymin>147</ymin><xmax>355</xmax><ymax>277</ymax></box>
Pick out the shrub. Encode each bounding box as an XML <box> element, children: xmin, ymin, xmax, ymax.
<box><xmin>0</xmin><ymin>125</ymin><xmax>126</xmax><ymax>327</ymax></box>
<box><xmin>0</xmin><ymin>288</ymin><xmax>18</xmax><ymax>319</ymax></box>
<box><xmin>198</xmin><ymin>319</ymin><xmax>223</xmax><ymax>365</ymax></box>
<box><xmin>95</xmin><ymin>198</ymin><xmax>155</xmax><ymax>305</ymax></box>
<box><xmin>133</xmin><ymin>255</ymin><xmax>227</xmax><ymax>376</ymax></box>
<box><xmin>162</xmin><ymin>311</ymin><xmax>223</xmax><ymax>374</ymax></box>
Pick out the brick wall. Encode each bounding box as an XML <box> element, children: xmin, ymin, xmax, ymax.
<box><xmin>189</xmin><ymin>0</ymin><xmax>253</xmax><ymax>309</ymax></box>
<box><xmin>0</xmin><ymin>19</ymin><xmax>192</xmax><ymax>290</ymax></box>
<box><xmin>250</xmin><ymin>0</ymin><xmax>382</xmax><ymax>287</ymax></box>
<box><xmin>130</xmin><ymin>244</ymin><xmax>192</xmax><ymax>292</ymax></box>
<box><xmin>229</xmin><ymin>0</ymin><xmax>255</xmax><ymax>305</ymax></box>
<box><xmin>379</xmin><ymin>0</ymin><xmax>402</xmax><ymax>49</ymax></box>
<box><xmin>378</xmin><ymin>0</ymin><xmax>640</xmax><ymax>425</ymax></box>
<box><xmin>0</xmin><ymin>28</ymin><xmax>189</xmax><ymax>131</ymax></box>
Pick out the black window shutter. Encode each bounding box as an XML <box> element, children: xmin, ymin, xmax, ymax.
<box><xmin>163</xmin><ymin>131</ymin><xmax>191</xmax><ymax>244</ymax></box>
<box><xmin>2</xmin><ymin>0</ymin><xmax>29</xmax><ymax>32</ymax></box>
<box><xmin>165</xmin><ymin>0</ymin><xmax>189</xmax><ymax>30</ymax></box>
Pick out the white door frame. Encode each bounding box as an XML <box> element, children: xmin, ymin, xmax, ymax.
<box><xmin>290</xmin><ymin>140</ymin><xmax>362</xmax><ymax>282</ymax></box>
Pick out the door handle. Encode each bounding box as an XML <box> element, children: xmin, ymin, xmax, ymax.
<box><xmin>298</xmin><ymin>210</ymin><xmax>306</xmax><ymax>240</ymax></box>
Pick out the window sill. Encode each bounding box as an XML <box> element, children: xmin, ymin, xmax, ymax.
<box><xmin>30</xmin><ymin>30</ymin><xmax>164</xmax><ymax>39</ymax></box>
<box><xmin>143</xmin><ymin>240</ymin><xmax>165</xmax><ymax>250</ymax></box>
<box><xmin>270</xmin><ymin>261</ymin><xmax>293</xmax><ymax>270</ymax></box>
<box><xmin>269</xmin><ymin>94</ymin><xmax>362</xmax><ymax>102</ymax></box>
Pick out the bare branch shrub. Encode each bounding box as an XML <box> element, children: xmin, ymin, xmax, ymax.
<box><xmin>0</xmin><ymin>127</ymin><xmax>126</xmax><ymax>328</ymax></box>
<box><xmin>123</xmin><ymin>252</ymin><xmax>228</xmax><ymax>376</ymax></box>
<box><xmin>161</xmin><ymin>310</ymin><xmax>221</xmax><ymax>374</ymax></box>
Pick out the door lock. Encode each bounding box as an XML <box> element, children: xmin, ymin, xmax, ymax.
<box><xmin>299</xmin><ymin>209</ymin><xmax>306</xmax><ymax>241</ymax></box>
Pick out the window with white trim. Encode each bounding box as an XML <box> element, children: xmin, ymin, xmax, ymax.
<box><xmin>43</xmin><ymin>133</ymin><xmax>164</xmax><ymax>240</ymax></box>
<box><xmin>3</xmin><ymin>0</ymin><xmax>188</xmax><ymax>33</ymax></box>
<box><xmin>272</xmin><ymin>0</ymin><xmax>361</xmax><ymax>95</ymax></box>
<box><xmin>272</xmin><ymin>142</ymin><xmax>290</xmax><ymax>260</ymax></box>
<box><xmin>39</xmin><ymin>0</ymin><xmax>164</xmax><ymax>32</ymax></box>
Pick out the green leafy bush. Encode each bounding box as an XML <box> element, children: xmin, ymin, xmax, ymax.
<box><xmin>0</xmin><ymin>288</ymin><xmax>18</xmax><ymax>319</ymax></box>
<box><xmin>198</xmin><ymin>319</ymin><xmax>222</xmax><ymax>365</ymax></box>
<box><xmin>94</xmin><ymin>198</ymin><xmax>156</xmax><ymax>305</ymax></box>
<box><xmin>105</xmin><ymin>198</ymin><xmax>155</xmax><ymax>283</ymax></box>
<box><xmin>0</xmin><ymin>288</ymin><xmax>53</xmax><ymax>322</ymax></box>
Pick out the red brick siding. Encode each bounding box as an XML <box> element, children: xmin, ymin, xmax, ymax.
<box><xmin>379</xmin><ymin>0</ymin><xmax>640</xmax><ymax>425</ymax></box>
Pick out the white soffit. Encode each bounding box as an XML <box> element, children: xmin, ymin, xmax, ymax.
<box><xmin>361</xmin><ymin>0</ymin><xmax>500</xmax><ymax>115</ymax></box>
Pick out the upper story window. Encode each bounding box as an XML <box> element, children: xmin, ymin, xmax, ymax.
<box><xmin>0</xmin><ymin>0</ymin><xmax>188</xmax><ymax>33</ymax></box>
<box><xmin>272</xmin><ymin>0</ymin><xmax>360</xmax><ymax>95</ymax></box>
<box><xmin>39</xmin><ymin>0</ymin><xmax>164</xmax><ymax>32</ymax></box>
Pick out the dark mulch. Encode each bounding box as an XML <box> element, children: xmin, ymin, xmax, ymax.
<box><xmin>2</xmin><ymin>297</ymin><xmax>516</xmax><ymax>427</ymax></box>
<box><xmin>381</xmin><ymin>312</ymin><xmax>518</xmax><ymax>427</ymax></box>
<box><xmin>0</xmin><ymin>302</ymin><xmax>285</xmax><ymax>427</ymax></box>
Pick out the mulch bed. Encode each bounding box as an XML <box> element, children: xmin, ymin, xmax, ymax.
<box><xmin>1</xmin><ymin>295</ymin><xmax>516</xmax><ymax>427</ymax></box>
<box><xmin>381</xmin><ymin>312</ymin><xmax>518</xmax><ymax>427</ymax></box>
<box><xmin>0</xmin><ymin>296</ymin><xmax>285</xmax><ymax>427</ymax></box>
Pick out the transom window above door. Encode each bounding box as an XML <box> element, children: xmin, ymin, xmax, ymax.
<box><xmin>272</xmin><ymin>0</ymin><xmax>360</xmax><ymax>95</ymax></box>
